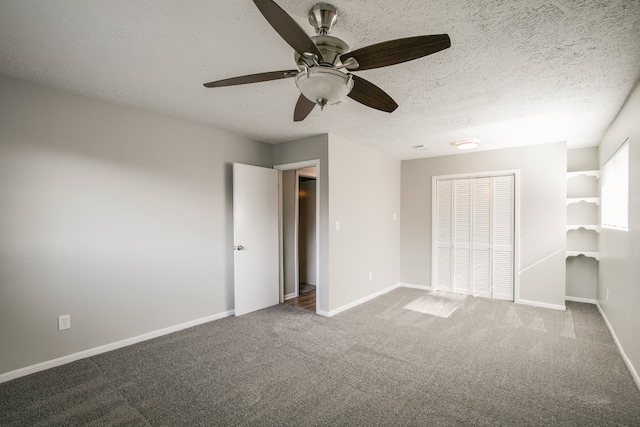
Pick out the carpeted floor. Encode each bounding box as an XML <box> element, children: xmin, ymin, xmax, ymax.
<box><xmin>1</xmin><ymin>287</ymin><xmax>640</xmax><ymax>426</ymax></box>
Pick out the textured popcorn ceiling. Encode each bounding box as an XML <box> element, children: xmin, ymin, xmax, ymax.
<box><xmin>1</xmin><ymin>0</ymin><xmax>639</xmax><ymax>159</ymax></box>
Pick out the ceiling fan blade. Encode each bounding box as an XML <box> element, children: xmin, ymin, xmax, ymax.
<box><xmin>203</xmin><ymin>70</ymin><xmax>298</xmax><ymax>88</ymax></box>
<box><xmin>294</xmin><ymin>94</ymin><xmax>316</xmax><ymax>122</ymax></box>
<box><xmin>341</xmin><ymin>34</ymin><xmax>450</xmax><ymax>71</ymax></box>
<box><xmin>347</xmin><ymin>75</ymin><xmax>398</xmax><ymax>113</ymax></box>
<box><xmin>253</xmin><ymin>0</ymin><xmax>323</xmax><ymax>60</ymax></box>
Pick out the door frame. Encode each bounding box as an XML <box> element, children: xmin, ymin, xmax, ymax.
<box><xmin>431</xmin><ymin>169</ymin><xmax>521</xmax><ymax>303</ymax></box>
<box><xmin>295</xmin><ymin>168</ymin><xmax>317</xmax><ymax>298</ymax></box>
<box><xmin>274</xmin><ymin>160</ymin><xmax>321</xmax><ymax>313</ymax></box>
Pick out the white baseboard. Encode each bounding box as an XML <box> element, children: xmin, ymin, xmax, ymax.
<box><xmin>517</xmin><ymin>298</ymin><xmax>566</xmax><ymax>311</ymax></box>
<box><xmin>596</xmin><ymin>302</ymin><xmax>640</xmax><ymax>391</ymax></box>
<box><xmin>319</xmin><ymin>283</ymin><xmax>401</xmax><ymax>317</ymax></box>
<box><xmin>399</xmin><ymin>283</ymin><xmax>432</xmax><ymax>291</ymax></box>
<box><xmin>284</xmin><ymin>292</ymin><xmax>297</xmax><ymax>301</ymax></box>
<box><xmin>0</xmin><ymin>310</ymin><xmax>234</xmax><ymax>384</ymax></box>
<box><xmin>565</xmin><ymin>296</ymin><xmax>597</xmax><ymax>304</ymax></box>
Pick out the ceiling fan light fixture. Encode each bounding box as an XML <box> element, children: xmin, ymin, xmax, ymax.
<box><xmin>452</xmin><ymin>139</ymin><xmax>479</xmax><ymax>150</ymax></box>
<box><xmin>295</xmin><ymin>67</ymin><xmax>353</xmax><ymax>106</ymax></box>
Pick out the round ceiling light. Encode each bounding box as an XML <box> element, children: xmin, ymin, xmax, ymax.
<box><xmin>452</xmin><ymin>139</ymin><xmax>479</xmax><ymax>150</ymax></box>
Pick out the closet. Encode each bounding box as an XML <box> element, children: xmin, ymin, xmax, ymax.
<box><xmin>433</xmin><ymin>173</ymin><xmax>515</xmax><ymax>300</ymax></box>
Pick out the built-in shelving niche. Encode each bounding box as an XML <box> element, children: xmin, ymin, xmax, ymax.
<box><xmin>566</xmin><ymin>170</ymin><xmax>600</xmax><ymax>261</ymax></box>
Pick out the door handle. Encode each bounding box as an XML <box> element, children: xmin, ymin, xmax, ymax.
<box><xmin>234</xmin><ymin>245</ymin><xmax>244</xmax><ymax>251</ymax></box>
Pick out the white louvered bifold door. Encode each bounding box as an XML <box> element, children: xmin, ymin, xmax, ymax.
<box><xmin>435</xmin><ymin>180</ymin><xmax>453</xmax><ymax>292</ymax></box>
<box><xmin>434</xmin><ymin>174</ymin><xmax>514</xmax><ymax>301</ymax></box>
<box><xmin>453</xmin><ymin>179</ymin><xmax>472</xmax><ymax>294</ymax></box>
<box><xmin>491</xmin><ymin>175</ymin><xmax>514</xmax><ymax>300</ymax></box>
<box><xmin>472</xmin><ymin>178</ymin><xmax>492</xmax><ymax>298</ymax></box>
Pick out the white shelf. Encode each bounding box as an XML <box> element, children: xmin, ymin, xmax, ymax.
<box><xmin>566</xmin><ymin>250</ymin><xmax>600</xmax><ymax>261</ymax></box>
<box><xmin>566</xmin><ymin>224</ymin><xmax>601</xmax><ymax>233</ymax></box>
<box><xmin>566</xmin><ymin>197</ymin><xmax>600</xmax><ymax>206</ymax></box>
<box><xmin>566</xmin><ymin>169</ymin><xmax>600</xmax><ymax>262</ymax></box>
<box><xmin>567</xmin><ymin>170</ymin><xmax>601</xmax><ymax>179</ymax></box>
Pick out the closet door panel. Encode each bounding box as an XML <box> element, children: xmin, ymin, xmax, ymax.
<box><xmin>453</xmin><ymin>179</ymin><xmax>472</xmax><ymax>294</ymax></box>
<box><xmin>493</xmin><ymin>250</ymin><xmax>513</xmax><ymax>300</ymax></box>
<box><xmin>435</xmin><ymin>180</ymin><xmax>453</xmax><ymax>292</ymax></box>
<box><xmin>492</xmin><ymin>175</ymin><xmax>514</xmax><ymax>300</ymax></box>
<box><xmin>472</xmin><ymin>177</ymin><xmax>492</xmax><ymax>298</ymax></box>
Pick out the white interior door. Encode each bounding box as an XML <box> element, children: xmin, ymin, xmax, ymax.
<box><xmin>233</xmin><ymin>163</ymin><xmax>279</xmax><ymax>316</ymax></box>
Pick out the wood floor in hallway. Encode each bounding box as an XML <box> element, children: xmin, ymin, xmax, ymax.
<box><xmin>283</xmin><ymin>290</ymin><xmax>316</xmax><ymax>312</ymax></box>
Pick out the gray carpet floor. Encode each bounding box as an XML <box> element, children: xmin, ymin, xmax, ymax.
<box><xmin>1</xmin><ymin>287</ymin><xmax>640</xmax><ymax>426</ymax></box>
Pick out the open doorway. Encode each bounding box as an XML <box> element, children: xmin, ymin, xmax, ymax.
<box><xmin>278</xmin><ymin>164</ymin><xmax>318</xmax><ymax>313</ymax></box>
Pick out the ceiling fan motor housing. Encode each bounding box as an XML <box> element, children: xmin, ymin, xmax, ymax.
<box><xmin>295</xmin><ymin>35</ymin><xmax>350</xmax><ymax>67</ymax></box>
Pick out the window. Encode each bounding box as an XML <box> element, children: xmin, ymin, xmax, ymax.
<box><xmin>601</xmin><ymin>139</ymin><xmax>629</xmax><ymax>231</ymax></box>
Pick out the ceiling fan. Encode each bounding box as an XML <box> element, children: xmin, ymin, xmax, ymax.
<box><xmin>203</xmin><ymin>0</ymin><xmax>451</xmax><ymax>122</ymax></box>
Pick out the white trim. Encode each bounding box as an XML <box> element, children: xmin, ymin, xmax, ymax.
<box><xmin>273</xmin><ymin>160</ymin><xmax>319</xmax><ymax>172</ymax></box>
<box><xmin>274</xmin><ymin>160</ymin><xmax>321</xmax><ymax>315</ymax></box>
<box><xmin>517</xmin><ymin>299</ymin><xmax>566</xmax><ymax>311</ymax></box>
<box><xmin>0</xmin><ymin>310</ymin><xmax>234</xmax><ymax>384</ymax></box>
<box><xmin>399</xmin><ymin>283</ymin><xmax>432</xmax><ymax>291</ymax></box>
<box><xmin>294</xmin><ymin>169</ymin><xmax>301</xmax><ymax>297</ymax></box>
<box><xmin>565</xmin><ymin>250</ymin><xmax>600</xmax><ymax>261</ymax></box>
<box><xmin>433</xmin><ymin>169</ymin><xmax>520</xmax><ymax>181</ymax></box>
<box><xmin>566</xmin><ymin>197</ymin><xmax>600</xmax><ymax>206</ymax></box>
<box><xmin>277</xmin><ymin>171</ymin><xmax>284</xmax><ymax>303</ymax></box>
<box><xmin>566</xmin><ymin>224</ymin><xmax>601</xmax><ymax>233</ymax></box>
<box><xmin>567</xmin><ymin>170</ymin><xmax>601</xmax><ymax>179</ymax></box>
<box><xmin>317</xmin><ymin>283</ymin><xmax>401</xmax><ymax>317</ymax></box>
<box><xmin>565</xmin><ymin>296</ymin><xmax>597</xmax><ymax>304</ymax></box>
<box><xmin>284</xmin><ymin>292</ymin><xmax>297</xmax><ymax>301</ymax></box>
<box><xmin>513</xmin><ymin>170</ymin><xmax>521</xmax><ymax>303</ymax></box>
<box><xmin>597</xmin><ymin>302</ymin><xmax>640</xmax><ymax>391</ymax></box>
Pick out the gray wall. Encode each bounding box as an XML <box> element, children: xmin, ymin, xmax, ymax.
<box><xmin>401</xmin><ymin>142</ymin><xmax>567</xmax><ymax>308</ymax></box>
<box><xmin>0</xmin><ymin>75</ymin><xmax>272</xmax><ymax>375</ymax></box>
<box><xmin>274</xmin><ymin>134</ymin><xmax>402</xmax><ymax>314</ymax></box>
<box><xmin>328</xmin><ymin>134</ymin><xmax>401</xmax><ymax>312</ymax></box>
<box><xmin>598</xmin><ymin>81</ymin><xmax>640</xmax><ymax>383</ymax></box>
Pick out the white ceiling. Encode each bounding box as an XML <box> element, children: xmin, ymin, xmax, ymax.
<box><xmin>1</xmin><ymin>0</ymin><xmax>639</xmax><ymax>159</ymax></box>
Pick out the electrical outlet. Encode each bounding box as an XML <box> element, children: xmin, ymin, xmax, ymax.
<box><xmin>369</xmin><ymin>272</ymin><xmax>373</xmax><ymax>281</ymax></box>
<box><xmin>58</xmin><ymin>314</ymin><xmax>70</xmax><ymax>331</ymax></box>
